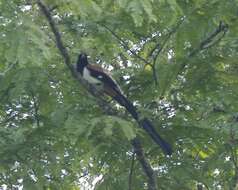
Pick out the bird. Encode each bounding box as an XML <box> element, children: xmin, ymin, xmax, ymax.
<box><xmin>76</xmin><ymin>53</ymin><xmax>172</xmax><ymax>155</ymax></box>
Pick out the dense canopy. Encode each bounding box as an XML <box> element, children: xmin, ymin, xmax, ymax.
<box><xmin>0</xmin><ymin>0</ymin><xmax>238</xmax><ymax>189</ymax></box>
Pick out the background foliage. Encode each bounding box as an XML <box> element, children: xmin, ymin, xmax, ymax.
<box><xmin>0</xmin><ymin>0</ymin><xmax>238</xmax><ymax>189</ymax></box>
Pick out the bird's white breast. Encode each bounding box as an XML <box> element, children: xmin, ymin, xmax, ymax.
<box><xmin>83</xmin><ymin>68</ymin><xmax>102</xmax><ymax>84</ymax></box>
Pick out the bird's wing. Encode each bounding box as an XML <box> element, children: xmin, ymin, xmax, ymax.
<box><xmin>86</xmin><ymin>64</ymin><xmax>123</xmax><ymax>95</ymax></box>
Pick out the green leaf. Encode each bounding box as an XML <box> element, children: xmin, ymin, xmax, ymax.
<box><xmin>0</xmin><ymin>1</ymin><xmax>238</xmax><ymax>189</ymax></box>
<box><xmin>50</xmin><ymin>106</ymin><xmax>69</xmax><ymax>127</ymax></box>
<box><xmin>127</xmin><ymin>0</ymin><xmax>143</xmax><ymax>27</ymax></box>
<box><xmin>119</xmin><ymin>119</ymin><xmax>136</xmax><ymax>140</ymax></box>
<box><xmin>139</xmin><ymin>0</ymin><xmax>157</xmax><ymax>22</ymax></box>
<box><xmin>108</xmin><ymin>116</ymin><xmax>136</xmax><ymax>140</ymax></box>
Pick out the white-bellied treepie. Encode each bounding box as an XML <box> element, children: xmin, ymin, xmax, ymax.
<box><xmin>76</xmin><ymin>53</ymin><xmax>172</xmax><ymax>155</ymax></box>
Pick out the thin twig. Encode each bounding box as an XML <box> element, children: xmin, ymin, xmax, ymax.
<box><xmin>148</xmin><ymin>0</ymin><xmax>219</xmax><ymax>60</ymax></box>
<box><xmin>229</xmin><ymin>128</ymin><xmax>238</xmax><ymax>170</ymax></box>
<box><xmin>147</xmin><ymin>2</ymin><xmax>224</xmax><ymax>86</ymax></box>
<box><xmin>101</xmin><ymin>24</ymin><xmax>160</xmax><ymax>85</ymax></box>
<box><xmin>200</xmin><ymin>21</ymin><xmax>228</xmax><ymax>49</ymax></box>
<box><xmin>188</xmin><ymin>21</ymin><xmax>228</xmax><ymax>58</ymax></box>
<box><xmin>226</xmin><ymin>126</ymin><xmax>238</xmax><ymax>190</ymax></box>
<box><xmin>151</xmin><ymin>64</ymin><xmax>158</xmax><ymax>85</ymax></box>
<box><xmin>0</xmin><ymin>61</ymin><xmax>18</xmax><ymax>76</ymax></box>
<box><xmin>49</xmin><ymin>5</ymin><xmax>58</xmax><ymax>12</ymax></box>
<box><xmin>148</xmin><ymin>17</ymin><xmax>185</xmax><ymax>60</ymax></box>
<box><xmin>179</xmin><ymin>20</ymin><xmax>228</xmax><ymax>72</ymax></box>
<box><xmin>142</xmin><ymin>17</ymin><xmax>185</xmax><ymax>85</ymax></box>
<box><xmin>0</xmin><ymin>108</ymin><xmax>21</xmax><ymax>126</ymax></box>
<box><xmin>31</xmin><ymin>92</ymin><xmax>40</xmax><ymax>127</ymax></box>
<box><xmin>140</xmin><ymin>17</ymin><xmax>185</xmax><ymax>85</ymax></box>
<box><xmin>101</xmin><ymin>24</ymin><xmax>150</xmax><ymax>65</ymax></box>
<box><xmin>128</xmin><ymin>152</ymin><xmax>135</xmax><ymax>190</ymax></box>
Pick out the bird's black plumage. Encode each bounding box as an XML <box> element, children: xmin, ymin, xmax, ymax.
<box><xmin>76</xmin><ymin>53</ymin><xmax>172</xmax><ymax>155</ymax></box>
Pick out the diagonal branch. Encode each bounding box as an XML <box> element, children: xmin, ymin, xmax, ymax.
<box><xmin>101</xmin><ymin>24</ymin><xmax>160</xmax><ymax>85</ymax></box>
<box><xmin>178</xmin><ymin>21</ymin><xmax>228</xmax><ymax>73</ymax></box>
<box><xmin>146</xmin><ymin>1</ymin><xmax>224</xmax><ymax>86</ymax></box>
<box><xmin>131</xmin><ymin>138</ymin><xmax>157</xmax><ymax>190</ymax></box>
<box><xmin>36</xmin><ymin>0</ymin><xmax>72</xmax><ymax>72</ymax></box>
<box><xmin>148</xmin><ymin>17</ymin><xmax>185</xmax><ymax>61</ymax></box>
<box><xmin>146</xmin><ymin>18</ymin><xmax>185</xmax><ymax>85</ymax></box>
<box><xmin>36</xmin><ymin>1</ymin><xmax>158</xmax><ymax>189</ymax></box>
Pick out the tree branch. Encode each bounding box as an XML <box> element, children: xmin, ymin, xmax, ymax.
<box><xmin>137</xmin><ymin>17</ymin><xmax>185</xmax><ymax>85</ymax></box>
<box><xmin>188</xmin><ymin>21</ymin><xmax>228</xmax><ymax>58</ymax></box>
<box><xmin>148</xmin><ymin>17</ymin><xmax>185</xmax><ymax>61</ymax></box>
<box><xmin>0</xmin><ymin>61</ymin><xmax>18</xmax><ymax>76</ymax></box>
<box><xmin>162</xmin><ymin>20</ymin><xmax>229</xmax><ymax>97</ymax></box>
<box><xmin>131</xmin><ymin>138</ymin><xmax>157</xmax><ymax>190</ymax></box>
<box><xmin>101</xmin><ymin>24</ymin><xmax>161</xmax><ymax>85</ymax></box>
<box><xmin>147</xmin><ymin>2</ymin><xmax>225</xmax><ymax>87</ymax></box>
<box><xmin>36</xmin><ymin>1</ymin><xmax>158</xmax><ymax>189</ymax></box>
<box><xmin>30</xmin><ymin>91</ymin><xmax>40</xmax><ymax>127</ymax></box>
<box><xmin>178</xmin><ymin>20</ymin><xmax>228</xmax><ymax>74</ymax></box>
<box><xmin>128</xmin><ymin>151</ymin><xmax>135</xmax><ymax>190</ymax></box>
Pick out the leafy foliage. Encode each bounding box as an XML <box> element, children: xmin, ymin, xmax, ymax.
<box><xmin>0</xmin><ymin>0</ymin><xmax>238</xmax><ymax>189</ymax></box>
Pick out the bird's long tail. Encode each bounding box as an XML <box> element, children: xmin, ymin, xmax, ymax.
<box><xmin>113</xmin><ymin>93</ymin><xmax>139</xmax><ymax>121</ymax></box>
<box><xmin>140</xmin><ymin>118</ymin><xmax>172</xmax><ymax>155</ymax></box>
<box><xmin>113</xmin><ymin>93</ymin><xmax>172</xmax><ymax>155</ymax></box>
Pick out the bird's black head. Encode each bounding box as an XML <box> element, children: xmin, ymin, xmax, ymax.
<box><xmin>77</xmin><ymin>53</ymin><xmax>88</xmax><ymax>74</ymax></box>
